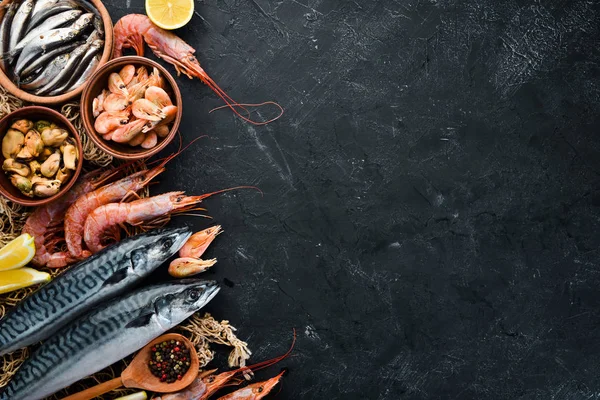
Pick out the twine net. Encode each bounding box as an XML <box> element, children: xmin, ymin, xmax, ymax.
<box><xmin>0</xmin><ymin>87</ymin><xmax>250</xmax><ymax>399</ymax></box>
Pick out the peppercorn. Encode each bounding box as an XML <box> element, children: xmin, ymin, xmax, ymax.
<box><xmin>148</xmin><ymin>339</ymin><xmax>192</xmax><ymax>384</ymax></box>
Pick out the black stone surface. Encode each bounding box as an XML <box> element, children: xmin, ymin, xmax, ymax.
<box><xmin>103</xmin><ymin>1</ymin><xmax>600</xmax><ymax>399</ymax></box>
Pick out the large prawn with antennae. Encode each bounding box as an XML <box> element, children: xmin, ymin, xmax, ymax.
<box><xmin>113</xmin><ymin>14</ymin><xmax>283</xmax><ymax>125</ymax></box>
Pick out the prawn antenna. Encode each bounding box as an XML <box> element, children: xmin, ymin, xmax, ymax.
<box><xmin>209</xmin><ymin>101</ymin><xmax>284</xmax><ymax>126</ymax></box>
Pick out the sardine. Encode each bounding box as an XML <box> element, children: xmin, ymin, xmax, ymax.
<box><xmin>0</xmin><ymin>227</ymin><xmax>192</xmax><ymax>356</ymax></box>
<box><xmin>28</xmin><ymin>0</ymin><xmax>80</xmax><ymax>28</ymax></box>
<box><xmin>0</xmin><ymin>2</ymin><xmax>18</xmax><ymax>73</ymax></box>
<box><xmin>14</xmin><ymin>12</ymin><xmax>94</xmax><ymax>77</ymax></box>
<box><xmin>35</xmin><ymin>38</ymin><xmax>93</xmax><ymax>95</ymax></box>
<box><xmin>1</xmin><ymin>279</ymin><xmax>220</xmax><ymax>400</ymax></box>
<box><xmin>67</xmin><ymin>52</ymin><xmax>100</xmax><ymax>91</ymax></box>
<box><xmin>8</xmin><ymin>0</ymin><xmax>35</xmax><ymax>52</ymax></box>
<box><xmin>14</xmin><ymin>9</ymin><xmax>82</xmax><ymax>55</ymax></box>
<box><xmin>48</xmin><ymin>38</ymin><xmax>103</xmax><ymax>95</ymax></box>
<box><xmin>19</xmin><ymin>51</ymin><xmax>71</xmax><ymax>90</ymax></box>
<box><xmin>19</xmin><ymin>39</ymin><xmax>80</xmax><ymax>78</ymax></box>
<box><xmin>79</xmin><ymin>0</ymin><xmax>102</xmax><ymax>18</ymax></box>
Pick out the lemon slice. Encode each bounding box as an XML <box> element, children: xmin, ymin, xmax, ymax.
<box><xmin>146</xmin><ymin>0</ymin><xmax>194</xmax><ymax>30</ymax></box>
<box><xmin>0</xmin><ymin>234</ymin><xmax>36</xmax><ymax>271</ymax></box>
<box><xmin>0</xmin><ymin>267</ymin><xmax>51</xmax><ymax>295</ymax></box>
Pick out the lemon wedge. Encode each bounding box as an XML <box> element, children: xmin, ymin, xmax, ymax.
<box><xmin>0</xmin><ymin>267</ymin><xmax>50</xmax><ymax>295</ymax></box>
<box><xmin>146</xmin><ymin>0</ymin><xmax>194</xmax><ymax>30</ymax></box>
<box><xmin>0</xmin><ymin>234</ymin><xmax>36</xmax><ymax>271</ymax></box>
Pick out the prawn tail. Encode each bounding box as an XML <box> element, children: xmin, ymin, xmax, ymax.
<box><xmin>188</xmin><ymin>63</ymin><xmax>284</xmax><ymax>126</ymax></box>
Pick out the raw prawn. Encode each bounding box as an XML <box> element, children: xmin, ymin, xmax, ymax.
<box><xmin>83</xmin><ymin>187</ymin><xmax>256</xmax><ymax>253</ymax></box>
<box><xmin>216</xmin><ymin>371</ymin><xmax>286</xmax><ymax>400</ymax></box>
<box><xmin>22</xmin><ymin>169</ymin><xmax>119</xmax><ymax>267</ymax></box>
<box><xmin>113</xmin><ymin>14</ymin><xmax>283</xmax><ymax>125</ymax></box>
<box><xmin>64</xmin><ymin>163</ymin><xmax>166</xmax><ymax>258</ymax></box>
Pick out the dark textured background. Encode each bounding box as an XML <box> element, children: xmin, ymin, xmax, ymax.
<box><xmin>104</xmin><ymin>0</ymin><xmax>600</xmax><ymax>399</ymax></box>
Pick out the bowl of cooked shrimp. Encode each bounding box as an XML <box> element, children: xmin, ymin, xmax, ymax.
<box><xmin>80</xmin><ymin>56</ymin><xmax>182</xmax><ymax>160</ymax></box>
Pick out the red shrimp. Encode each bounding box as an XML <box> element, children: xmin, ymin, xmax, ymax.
<box><xmin>215</xmin><ymin>371</ymin><xmax>286</xmax><ymax>400</ymax></box>
<box><xmin>113</xmin><ymin>14</ymin><xmax>283</xmax><ymax>125</ymax></box>
<box><xmin>64</xmin><ymin>163</ymin><xmax>166</xmax><ymax>259</ymax></box>
<box><xmin>22</xmin><ymin>169</ymin><xmax>119</xmax><ymax>268</ymax></box>
<box><xmin>83</xmin><ymin>187</ymin><xmax>256</xmax><ymax>253</ymax></box>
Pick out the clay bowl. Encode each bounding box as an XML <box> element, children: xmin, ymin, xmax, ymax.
<box><xmin>80</xmin><ymin>56</ymin><xmax>182</xmax><ymax>160</ymax></box>
<box><xmin>0</xmin><ymin>0</ymin><xmax>113</xmax><ymax>105</ymax></box>
<box><xmin>0</xmin><ymin>106</ymin><xmax>83</xmax><ymax>207</ymax></box>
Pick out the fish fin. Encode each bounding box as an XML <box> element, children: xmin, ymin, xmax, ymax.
<box><xmin>126</xmin><ymin>312</ymin><xmax>154</xmax><ymax>328</ymax></box>
<box><xmin>102</xmin><ymin>268</ymin><xmax>128</xmax><ymax>286</ymax></box>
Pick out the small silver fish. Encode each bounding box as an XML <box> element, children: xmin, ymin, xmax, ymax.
<box><xmin>19</xmin><ymin>52</ymin><xmax>71</xmax><ymax>91</ymax></box>
<box><xmin>28</xmin><ymin>0</ymin><xmax>80</xmax><ymax>28</ymax></box>
<box><xmin>0</xmin><ymin>227</ymin><xmax>192</xmax><ymax>356</ymax></box>
<box><xmin>67</xmin><ymin>53</ymin><xmax>100</xmax><ymax>92</ymax></box>
<box><xmin>1</xmin><ymin>279</ymin><xmax>220</xmax><ymax>400</ymax></box>
<box><xmin>8</xmin><ymin>0</ymin><xmax>35</xmax><ymax>52</ymax></box>
<box><xmin>48</xmin><ymin>39</ymin><xmax>103</xmax><ymax>95</ymax></box>
<box><xmin>18</xmin><ymin>40</ymin><xmax>80</xmax><ymax>78</ymax></box>
<box><xmin>35</xmin><ymin>38</ymin><xmax>97</xmax><ymax>95</ymax></box>
<box><xmin>0</xmin><ymin>2</ymin><xmax>18</xmax><ymax>73</ymax></box>
<box><xmin>14</xmin><ymin>9</ymin><xmax>82</xmax><ymax>55</ymax></box>
<box><xmin>14</xmin><ymin>12</ymin><xmax>94</xmax><ymax>77</ymax></box>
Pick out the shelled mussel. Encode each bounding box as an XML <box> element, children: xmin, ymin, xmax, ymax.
<box><xmin>0</xmin><ymin>0</ymin><xmax>105</xmax><ymax>96</ymax></box>
<box><xmin>2</xmin><ymin>118</ymin><xmax>78</xmax><ymax>197</ymax></box>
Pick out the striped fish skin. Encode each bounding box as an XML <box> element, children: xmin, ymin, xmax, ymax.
<box><xmin>0</xmin><ymin>227</ymin><xmax>192</xmax><ymax>356</ymax></box>
<box><xmin>0</xmin><ymin>279</ymin><xmax>220</xmax><ymax>400</ymax></box>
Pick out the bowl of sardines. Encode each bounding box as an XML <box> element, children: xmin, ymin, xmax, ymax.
<box><xmin>0</xmin><ymin>0</ymin><xmax>113</xmax><ymax>105</ymax></box>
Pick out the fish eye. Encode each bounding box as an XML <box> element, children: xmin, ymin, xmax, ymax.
<box><xmin>188</xmin><ymin>291</ymin><xmax>199</xmax><ymax>300</ymax></box>
<box><xmin>162</xmin><ymin>238</ymin><xmax>173</xmax><ymax>250</ymax></box>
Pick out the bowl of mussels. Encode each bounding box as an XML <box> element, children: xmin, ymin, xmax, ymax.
<box><xmin>0</xmin><ymin>0</ymin><xmax>113</xmax><ymax>105</ymax></box>
<box><xmin>0</xmin><ymin>106</ymin><xmax>83</xmax><ymax>206</ymax></box>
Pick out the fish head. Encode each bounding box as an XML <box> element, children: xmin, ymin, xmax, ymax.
<box><xmin>129</xmin><ymin>227</ymin><xmax>192</xmax><ymax>273</ymax></box>
<box><xmin>154</xmin><ymin>280</ymin><xmax>220</xmax><ymax>327</ymax></box>
<box><xmin>74</xmin><ymin>12</ymin><xmax>95</xmax><ymax>29</ymax></box>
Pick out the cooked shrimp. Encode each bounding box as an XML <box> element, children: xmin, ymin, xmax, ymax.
<box><xmin>108</xmin><ymin>72</ymin><xmax>129</xmax><ymax>97</ymax></box>
<box><xmin>111</xmin><ymin>119</ymin><xmax>147</xmax><ymax>143</ymax></box>
<box><xmin>179</xmin><ymin>225</ymin><xmax>223</xmax><ymax>258</ymax></box>
<box><xmin>94</xmin><ymin>110</ymin><xmax>129</xmax><ymax>134</ymax></box>
<box><xmin>132</xmin><ymin>98</ymin><xmax>166</xmax><ymax>121</ymax></box>
<box><xmin>143</xmin><ymin>104</ymin><xmax>177</xmax><ymax>133</ymax></box>
<box><xmin>145</xmin><ymin>86</ymin><xmax>172</xmax><ymax>107</ymax></box>
<box><xmin>169</xmin><ymin>258</ymin><xmax>217</xmax><ymax>278</ymax></box>
<box><xmin>64</xmin><ymin>163</ymin><xmax>165</xmax><ymax>258</ymax></box>
<box><xmin>92</xmin><ymin>89</ymin><xmax>109</xmax><ymax>117</ymax></box>
<box><xmin>118</xmin><ymin>64</ymin><xmax>136</xmax><ymax>85</ymax></box>
<box><xmin>113</xmin><ymin>14</ymin><xmax>283</xmax><ymax>125</ymax></box>
<box><xmin>22</xmin><ymin>169</ymin><xmax>119</xmax><ymax>267</ymax></box>
<box><xmin>154</xmin><ymin>125</ymin><xmax>170</xmax><ymax>138</ymax></box>
<box><xmin>103</xmin><ymin>93</ymin><xmax>129</xmax><ymax>113</ymax></box>
<box><xmin>128</xmin><ymin>131</ymin><xmax>146</xmax><ymax>146</ymax></box>
<box><xmin>216</xmin><ymin>371</ymin><xmax>286</xmax><ymax>400</ymax></box>
<box><xmin>141</xmin><ymin>131</ymin><xmax>157</xmax><ymax>148</ymax></box>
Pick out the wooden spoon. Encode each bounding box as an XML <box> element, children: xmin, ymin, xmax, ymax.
<box><xmin>62</xmin><ymin>333</ymin><xmax>199</xmax><ymax>400</ymax></box>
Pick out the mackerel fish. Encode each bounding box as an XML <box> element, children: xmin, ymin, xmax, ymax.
<box><xmin>0</xmin><ymin>279</ymin><xmax>220</xmax><ymax>400</ymax></box>
<box><xmin>0</xmin><ymin>227</ymin><xmax>192</xmax><ymax>356</ymax></box>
